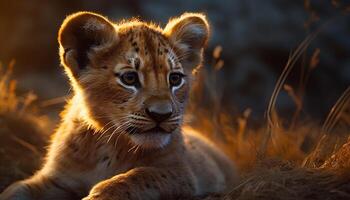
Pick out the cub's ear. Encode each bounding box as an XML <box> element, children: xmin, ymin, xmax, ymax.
<box><xmin>58</xmin><ymin>12</ymin><xmax>117</xmax><ymax>78</ymax></box>
<box><xmin>163</xmin><ymin>13</ymin><xmax>209</xmax><ymax>69</ymax></box>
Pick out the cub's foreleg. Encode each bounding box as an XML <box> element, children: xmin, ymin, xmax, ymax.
<box><xmin>83</xmin><ymin>167</ymin><xmax>196</xmax><ymax>200</ymax></box>
<box><xmin>0</xmin><ymin>134</ymin><xmax>90</xmax><ymax>200</ymax></box>
<box><xmin>0</xmin><ymin>172</ymin><xmax>82</xmax><ymax>200</ymax></box>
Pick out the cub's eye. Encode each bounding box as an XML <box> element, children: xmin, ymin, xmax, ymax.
<box><xmin>169</xmin><ymin>72</ymin><xmax>185</xmax><ymax>87</ymax></box>
<box><xmin>120</xmin><ymin>72</ymin><xmax>140</xmax><ymax>86</ymax></box>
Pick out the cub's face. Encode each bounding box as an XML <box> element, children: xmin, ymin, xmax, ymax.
<box><xmin>58</xmin><ymin>12</ymin><xmax>209</xmax><ymax>149</ymax></box>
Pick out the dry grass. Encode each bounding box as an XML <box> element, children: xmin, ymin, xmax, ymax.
<box><xmin>183</xmin><ymin>36</ymin><xmax>350</xmax><ymax>199</ymax></box>
<box><xmin>0</xmin><ymin>61</ymin><xmax>51</xmax><ymax>191</ymax></box>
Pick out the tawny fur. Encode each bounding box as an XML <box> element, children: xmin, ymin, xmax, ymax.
<box><xmin>0</xmin><ymin>11</ymin><xmax>237</xmax><ymax>200</ymax></box>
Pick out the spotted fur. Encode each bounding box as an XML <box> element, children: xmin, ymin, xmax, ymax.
<box><xmin>0</xmin><ymin>11</ymin><xmax>237</xmax><ymax>200</ymax></box>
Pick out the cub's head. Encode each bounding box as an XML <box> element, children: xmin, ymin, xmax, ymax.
<box><xmin>58</xmin><ymin>12</ymin><xmax>209</xmax><ymax>149</ymax></box>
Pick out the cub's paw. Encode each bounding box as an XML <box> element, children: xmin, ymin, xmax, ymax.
<box><xmin>83</xmin><ymin>181</ymin><xmax>131</xmax><ymax>200</ymax></box>
<box><xmin>0</xmin><ymin>181</ymin><xmax>32</xmax><ymax>200</ymax></box>
<box><xmin>82</xmin><ymin>192</ymin><xmax>126</xmax><ymax>200</ymax></box>
<box><xmin>82</xmin><ymin>193</ymin><xmax>113</xmax><ymax>200</ymax></box>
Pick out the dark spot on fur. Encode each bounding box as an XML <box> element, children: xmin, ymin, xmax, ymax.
<box><xmin>132</xmin><ymin>42</ymin><xmax>137</xmax><ymax>46</ymax></box>
<box><xmin>167</xmin><ymin>58</ymin><xmax>173</xmax><ymax>69</ymax></box>
<box><xmin>134</xmin><ymin>47</ymin><xmax>139</xmax><ymax>53</ymax></box>
<box><xmin>126</xmin><ymin>191</ymin><xmax>131</xmax><ymax>198</ymax></box>
<box><xmin>188</xmin><ymin>182</ymin><xmax>194</xmax><ymax>190</ymax></box>
<box><xmin>96</xmin><ymin>143</ymin><xmax>103</xmax><ymax>149</ymax></box>
<box><xmin>164</xmin><ymin>48</ymin><xmax>169</xmax><ymax>53</ymax></box>
<box><xmin>102</xmin><ymin>65</ymin><xmax>108</xmax><ymax>69</ymax></box>
<box><xmin>102</xmin><ymin>156</ymin><xmax>109</xmax><ymax>162</ymax></box>
<box><xmin>131</xmin><ymin>176</ymin><xmax>137</xmax><ymax>182</ymax></box>
<box><xmin>168</xmin><ymin>170</ymin><xmax>176</xmax><ymax>179</ymax></box>
<box><xmin>145</xmin><ymin>183</ymin><xmax>150</xmax><ymax>189</ymax></box>
<box><xmin>161</xmin><ymin>174</ymin><xmax>167</xmax><ymax>179</ymax></box>
<box><xmin>69</xmin><ymin>143</ymin><xmax>79</xmax><ymax>152</ymax></box>
<box><xmin>107</xmin><ymin>160</ymin><xmax>111</xmax><ymax>167</ymax></box>
<box><xmin>134</xmin><ymin>58</ymin><xmax>140</xmax><ymax>70</ymax></box>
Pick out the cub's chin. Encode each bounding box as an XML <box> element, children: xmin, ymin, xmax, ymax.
<box><xmin>128</xmin><ymin>127</ymin><xmax>173</xmax><ymax>149</ymax></box>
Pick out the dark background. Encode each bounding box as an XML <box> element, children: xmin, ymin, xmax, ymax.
<box><xmin>0</xmin><ymin>0</ymin><xmax>349</xmax><ymax>123</ymax></box>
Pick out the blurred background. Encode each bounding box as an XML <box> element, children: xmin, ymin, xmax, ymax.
<box><xmin>0</xmin><ymin>0</ymin><xmax>349</xmax><ymax>123</ymax></box>
<box><xmin>1</xmin><ymin>1</ymin><xmax>350</xmax><ymax>196</ymax></box>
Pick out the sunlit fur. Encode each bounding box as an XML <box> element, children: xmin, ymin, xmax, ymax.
<box><xmin>0</xmin><ymin>11</ymin><xmax>237</xmax><ymax>200</ymax></box>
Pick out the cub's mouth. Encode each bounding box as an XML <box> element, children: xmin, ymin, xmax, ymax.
<box><xmin>126</xmin><ymin>126</ymin><xmax>171</xmax><ymax>135</ymax></box>
<box><xmin>126</xmin><ymin>126</ymin><xmax>173</xmax><ymax>149</ymax></box>
<box><xmin>141</xmin><ymin>126</ymin><xmax>170</xmax><ymax>134</ymax></box>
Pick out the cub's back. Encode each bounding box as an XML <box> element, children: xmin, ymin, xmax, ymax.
<box><xmin>183</xmin><ymin>128</ymin><xmax>238</xmax><ymax>195</ymax></box>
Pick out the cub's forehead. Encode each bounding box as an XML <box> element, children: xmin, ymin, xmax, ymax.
<box><xmin>113</xmin><ymin>25</ymin><xmax>182</xmax><ymax>72</ymax></box>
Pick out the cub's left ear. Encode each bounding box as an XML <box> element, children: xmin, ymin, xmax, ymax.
<box><xmin>163</xmin><ymin>13</ymin><xmax>210</xmax><ymax>68</ymax></box>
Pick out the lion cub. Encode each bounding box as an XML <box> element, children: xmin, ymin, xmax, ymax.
<box><xmin>0</xmin><ymin>12</ymin><xmax>237</xmax><ymax>200</ymax></box>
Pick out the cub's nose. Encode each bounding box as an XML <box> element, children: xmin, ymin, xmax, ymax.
<box><xmin>145</xmin><ymin>101</ymin><xmax>173</xmax><ymax>123</ymax></box>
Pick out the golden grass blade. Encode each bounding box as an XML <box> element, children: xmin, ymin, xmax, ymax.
<box><xmin>322</xmin><ymin>87</ymin><xmax>350</xmax><ymax>134</ymax></box>
<box><xmin>303</xmin><ymin>87</ymin><xmax>350</xmax><ymax>167</ymax></box>
<box><xmin>260</xmin><ymin>18</ymin><xmax>335</xmax><ymax>157</ymax></box>
<box><xmin>266</xmin><ymin>33</ymin><xmax>314</xmax><ymax>128</ymax></box>
<box><xmin>259</xmin><ymin>33</ymin><xmax>316</xmax><ymax>157</ymax></box>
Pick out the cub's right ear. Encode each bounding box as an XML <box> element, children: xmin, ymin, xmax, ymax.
<box><xmin>58</xmin><ymin>12</ymin><xmax>117</xmax><ymax>78</ymax></box>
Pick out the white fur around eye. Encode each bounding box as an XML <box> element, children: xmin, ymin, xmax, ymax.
<box><xmin>171</xmin><ymin>78</ymin><xmax>185</xmax><ymax>94</ymax></box>
<box><xmin>116</xmin><ymin>77</ymin><xmax>138</xmax><ymax>93</ymax></box>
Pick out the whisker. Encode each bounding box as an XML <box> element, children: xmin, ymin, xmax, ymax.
<box><xmin>97</xmin><ymin>124</ymin><xmax>118</xmax><ymax>141</ymax></box>
<box><xmin>98</xmin><ymin>123</ymin><xmax>118</xmax><ymax>141</ymax></box>
<box><xmin>98</xmin><ymin>116</ymin><xmax>132</xmax><ymax>141</ymax></box>
<box><xmin>106</xmin><ymin>121</ymin><xmax>131</xmax><ymax>143</ymax></box>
